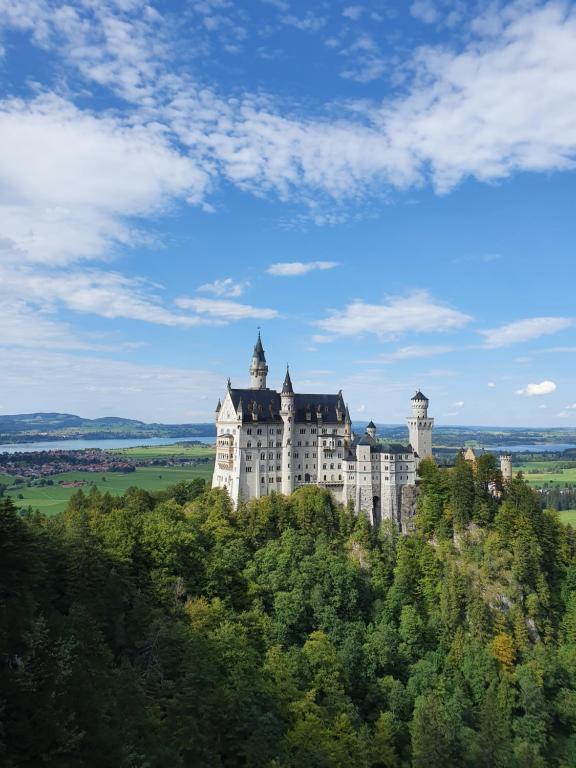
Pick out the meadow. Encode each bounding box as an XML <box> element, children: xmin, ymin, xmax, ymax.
<box><xmin>515</xmin><ymin>460</ymin><xmax>576</xmax><ymax>487</ymax></box>
<box><xmin>7</xmin><ymin>463</ymin><xmax>214</xmax><ymax>516</ymax></box>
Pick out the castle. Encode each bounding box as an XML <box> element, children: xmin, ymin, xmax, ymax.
<box><xmin>212</xmin><ymin>334</ymin><xmax>434</xmax><ymax>529</ymax></box>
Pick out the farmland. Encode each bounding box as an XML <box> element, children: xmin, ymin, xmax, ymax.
<box><xmin>7</xmin><ymin>464</ymin><xmax>214</xmax><ymax>515</ymax></box>
<box><xmin>559</xmin><ymin>510</ymin><xmax>576</xmax><ymax>527</ymax></box>
<box><xmin>515</xmin><ymin>461</ymin><xmax>576</xmax><ymax>487</ymax></box>
<box><xmin>5</xmin><ymin>442</ymin><xmax>216</xmax><ymax>515</ymax></box>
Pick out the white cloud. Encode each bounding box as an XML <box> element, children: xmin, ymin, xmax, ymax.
<box><xmin>280</xmin><ymin>13</ymin><xmax>326</xmax><ymax>32</ymax></box>
<box><xmin>267</xmin><ymin>261</ymin><xmax>339</xmax><ymax>276</ymax></box>
<box><xmin>197</xmin><ymin>278</ymin><xmax>248</xmax><ymax>297</ymax></box>
<box><xmin>516</xmin><ymin>380</ymin><xmax>557</xmax><ymax>397</ymax></box>
<box><xmin>175</xmin><ymin>297</ymin><xmax>278</xmax><ymax>321</ymax></box>
<box><xmin>316</xmin><ymin>291</ymin><xmax>471</xmax><ymax>339</ymax></box>
<box><xmin>565</xmin><ymin>403</ymin><xmax>576</xmax><ymax>410</ymax></box>
<box><xmin>481</xmin><ymin>317</ymin><xmax>572</xmax><ymax>348</ymax></box>
<box><xmin>0</xmin><ymin>348</ymin><xmax>223</xmax><ymax>422</ymax></box>
<box><xmin>4</xmin><ymin>2</ymin><xmax>576</xmax><ymax>222</ymax></box>
<box><xmin>454</xmin><ymin>400</ymin><xmax>465</xmax><ymax>408</ymax></box>
<box><xmin>0</xmin><ymin>95</ymin><xmax>209</xmax><ymax>266</ymax></box>
<box><xmin>410</xmin><ymin>1</ymin><xmax>438</xmax><ymax>24</ymax></box>
<box><xmin>2</xmin><ymin>301</ymin><xmax>93</xmax><ymax>351</ymax></box>
<box><xmin>487</xmin><ymin>381</ymin><xmax>496</xmax><ymax>388</ymax></box>
<box><xmin>0</xmin><ymin>264</ymin><xmax>209</xmax><ymax>329</ymax></box>
<box><xmin>342</xmin><ymin>6</ymin><xmax>364</xmax><ymax>21</ymax></box>
<box><xmin>372</xmin><ymin>344</ymin><xmax>455</xmax><ymax>362</ymax></box>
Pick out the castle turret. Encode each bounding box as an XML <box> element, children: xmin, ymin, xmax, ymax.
<box><xmin>366</xmin><ymin>420</ymin><xmax>377</xmax><ymax>440</ymax></box>
<box><xmin>407</xmin><ymin>390</ymin><xmax>434</xmax><ymax>461</ymax></box>
<box><xmin>280</xmin><ymin>365</ymin><xmax>294</xmax><ymax>495</ymax></box>
<box><xmin>500</xmin><ymin>453</ymin><xmax>512</xmax><ymax>482</ymax></box>
<box><xmin>249</xmin><ymin>331</ymin><xmax>268</xmax><ymax>389</ymax></box>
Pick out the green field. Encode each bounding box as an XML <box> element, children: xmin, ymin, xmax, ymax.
<box><xmin>113</xmin><ymin>443</ymin><xmax>214</xmax><ymax>459</ymax></box>
<box><xmin>7</xmin><ymin>463</ymin><xmax>214</xmax><ymax>516</ymax></box>
<box><xmin>559</xmin><ymin>510</ymin><xmax>576</xmax><ymax>527</ymax></box>
<box><xmin>516</xmin><ymin>462</ymin><xmax>576</xmax><ymax>487</ymax></box>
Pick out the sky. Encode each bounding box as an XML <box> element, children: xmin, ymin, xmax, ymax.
<box><xmin>0</xmin><ymin>0</ymin><xmax>575</xmax><ymax>426</ymax></box>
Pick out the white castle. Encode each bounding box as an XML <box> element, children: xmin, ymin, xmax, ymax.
<box><xmin>212</xmin><ymin>334</ymin><xmax>434</xmax><ymax>529</ymax></box>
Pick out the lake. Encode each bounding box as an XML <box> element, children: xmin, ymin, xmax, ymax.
<box><xmin>489</xmin><ymin>443</ymin><xmax>576</xmax><ymax>453</ymax></box>
<box><xmin>0</xmin><ymin>436</ymin><xmax>215</xmax><ymax>454</ymax></box>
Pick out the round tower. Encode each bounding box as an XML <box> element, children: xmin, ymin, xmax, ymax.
<box><xmin>407</xmin><ymin>390</ymin><xmax>434</xmax><ymax>461</ymax></box>
<box><xmin>500</xmin><ymin>453</ymin><xmax>512</xmax><ymax>482</ymax></box>
<box><xmin>249</xmin><ymin>331</ymin><xmax>268</xmax><ymax>389</ymax></box>
<box><xmin>411</xmin><ymin>390</ymin><xmax>429</xmax><ymax>418</ymax></box>
<box><xmin>280</xmin><ymin>365</ymin><xmax>294</xmax><ymax>495</ymax></box>
<box><xmin>366</xmin><ymin>420</ymin><xmax>377</xmax><ymax>440</ymax></box>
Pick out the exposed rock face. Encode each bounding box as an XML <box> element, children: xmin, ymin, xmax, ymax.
<box><xmin>399</xmin><ymin>484</ymin><xmax>419</xmax><ymax>533</ymax></box>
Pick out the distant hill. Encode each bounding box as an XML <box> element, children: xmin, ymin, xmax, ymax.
<box><xmin>0</xmin><ymin>413</ymin><xmax>216</xmax><ymax>443</ymax></box>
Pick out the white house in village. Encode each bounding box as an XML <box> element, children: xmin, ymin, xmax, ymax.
<box><xmin>212</xmin><ymin>334</ymin><xmax>434</xmax><ymax>528</ymax></box>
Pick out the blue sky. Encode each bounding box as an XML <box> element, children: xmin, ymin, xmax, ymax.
<box><xmin>0</xmin><ymin>0</ymin><xmax>575</xmax><ymax>425</ymax></box>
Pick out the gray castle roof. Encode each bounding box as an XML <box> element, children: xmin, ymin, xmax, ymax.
<box><xmin>227</xmin><ymin>388</ymin><xmax>347</xmax><ymax>424</ymax></box>
<box><xmin>366</xmin><ymin>420</ymin><xmax>376</xmax><ymax>429</ymax></box>
<box><xmin>345</xmin><ymin>435</ymin><xmax>413</xmax><ymax>461</ymax></box>
<box><xmin>411</xmin><ymin>390</ymin><xmax>428</xmax><ymax>401</ymax></box>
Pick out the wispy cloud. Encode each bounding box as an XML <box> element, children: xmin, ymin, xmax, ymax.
<box><xmin>317</xmin><ymin>291</ymin><xmax>471</xmax><ymax>339</ymax></box>
<box><xmin>516</xmin><ymin>380</ymin><xmax>557</xmax><ymax>397</ymax></box>
<box><xmin>368</xmin><ymin>344</ymin><xmax>456</xmax><ymax>363</ymax></box>
<box><xmin>175</xmin><ymin>297</ymin><xmax>278</xmax><ymax>321</ymax></box>
<box><xmin>198</xmin><ymin>278</ymin><xmax>249</xmax><ymax>297</ymax></box>
<box><xmin>267</xmin><ymin>261</ymin><xmax>338</xmax><ymax>276</ymax></box>
<box><xmin>481</xmin><ymin>317</ymin><xmax>572</xmax><ymax>348</ymax></box>
<box><xmin>0</xmin><ymin>264</ymin><xmax>209</xmax><ymax>329</ymax></box>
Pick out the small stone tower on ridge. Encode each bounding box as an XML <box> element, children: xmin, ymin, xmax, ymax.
<box><xmin>249</xmin><ymin>331</ymin><xmax>268</xmax><ymax>389</ymax></box>
<box><xmin>407</xmin><ymin>390</ymin><xmax>434</xmax><ymax>461</ymax></box>
<box><xmin>500</xmin><ymin>453</ymin><xmax>513</xmax><ymax>482</ymax></box>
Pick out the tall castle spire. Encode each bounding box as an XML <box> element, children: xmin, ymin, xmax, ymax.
<box><xmin>249</xmin><ymin>330</ymin><xmax>268</xmax><ymax>389</ymax></box>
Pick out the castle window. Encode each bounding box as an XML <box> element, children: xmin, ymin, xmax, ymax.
<box><xmin>337</xmin><ymin>440</ymin><xmax>342</xmax><ymax>446</ymax></box>
<box><xmin>247</xmin><ymin>428</ymin><xmax>252</xmax><ymax>435</ymax></box>
<box><xmin>297</xmin><ymin>441</ymin><xmax>301</xmax><ymax>446</ymax></box>
<box><xmin>260</xmin><ymin>453</ymin><xmax>265</xmax><ymax>460</ymax></box>
<box><xmin>311</xmin><ymin>428</ymin><xmax>316</xmax><ymax>434</ymax></box>
<box><xmin>323</xmin><ymin>464</ymin><xmax>327</xmax><ymax>470</ymax></box>
<box><xmin>269</xmin><ymin>452</ymin><xmax>273</xmax><ymax>459</ymax></box>
<box><xmin>298</xmin><ymin>475</ymin><xmax>302</xmax><ymax>481</ymax></box>
<box><xmin>257</xmin><ymin>429</ymin><xmax>262</xmax><ymax>434</ymax></box>
<box><xmin>322</xmin><ymin>440</ymin><xmax>326</xmax><ymax>446</ymax></box>
<box><xmin>322</xmin><ymin>428</ymin><xmax>327</xmax><ymax>434</ymax></box>
<box><xmin>299</xmin><ymin>428</ymin><xmax>305</xmax><ymax>434</ymax></box>
<box><xmin>247</xmin><ymin>441</ymin><xmax>252</xmax><ymax>448</ymax></box>
<box><xmin>338</xmin><ymin>464</ymin><xmax>341</xmax><ymax>469</ymax></box>
<box><xmin>261</xmin><ymin>477</ymin><xmax>265</xmax><ymax>483</ymax></box>
<box><xmin>330</xmin><ymin>463</ymin><xmax>334</xmax><ymax>469</ymax></box>
<box><xmin>277</xmin><ymin>465</ymin><xmax>281</xmax><ymax>471</ymax></box>
<box><xmin>324</xmin><ymin>475</ymin><xmax>327</xmax><ymax>480</ymax></box>
<box><xmin>246</xmin><ymin>467</ymin><xmax>252</xmax><ymax>473</ymax></box>
<box><xmin>257</xmin><ymin>441</ymin><xmax>262</xmax><ymax>448</ymax></box>
<box><xmin>305</xmin><ymin>464</ymin><xmax>308</xmax><ymax>469</ymax></box>
<box><xmin>246</xmin><ymin>455</ymin><xmax>252</xmax><ymax>461</ymax></box>
<box><xmin>305</xmin><ymin>453</ymin><xmax>309</xmax><ymax>458</ymax></box>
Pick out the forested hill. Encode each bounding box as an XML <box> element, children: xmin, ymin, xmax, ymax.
<box><xmin>0</xmin><ymin>412</ymin><xmax>215</xmax><ymax>442</ymax></box>
<box><xmin>2</xmin><ymin>455</ymin><xmax>576</xmax><ymax>767</ymax></box>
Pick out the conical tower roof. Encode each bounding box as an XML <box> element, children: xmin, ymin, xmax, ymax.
<box><xmin>252</xmin><ymin>331</ymin><xmax>266</xmax><ymax>363</ymax></box>
<box><xmin>282</xmin><ymin>365</ymin><xmax>294</xmax><ymax>394</ymax></box>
